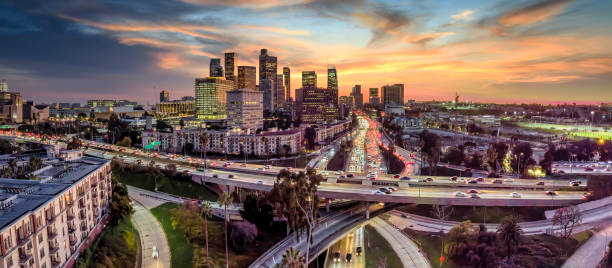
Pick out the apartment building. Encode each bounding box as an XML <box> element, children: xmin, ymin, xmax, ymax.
<box><xmin>0</xmin><ymin>153</ymin><xmax>111</xmax><ymax>268</ymax></box>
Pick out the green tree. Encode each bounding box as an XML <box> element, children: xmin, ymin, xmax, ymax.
<box><xmin>200</xmin><ymin>201</ymin><xmax>213</xmax><ymax>257</ymax></box>
<box><xmin>445</xmin><ymin>220</ymin><xmax>476</xmax><ymax>257</ymax></box>
<box><xmin>217</xmin><ymin>192</ymin><xmax>234</xmax><ymax>268</ymax></box>
<box><xmin>497</xmin><ymin>217</ymin><xmax>522</xmax><ymax>263</ymax></box>
<box><xmin>109</xmin><ymin>178</ymin><xmax>134</xmax><ymax>226</ymax></box>
<box><xmin>28</xmin><ymin>156</ymin><xmax>43</xmax><ymax>172</ymax></box>
<box><xmin>116</xmin><ymin>136</ymin><xmax>132</xmax><ymax>147</ymax></box>
<box><xmin>278</xmin><ymin>247</ymin><xmax>305</xmax><ymax>268</ymax></box>
<box><xmin>419</xmin><ymin>130</ymin><xmax>441</xmax><ymax>175</ymax></box>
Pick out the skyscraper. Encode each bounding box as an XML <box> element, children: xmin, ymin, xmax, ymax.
<box><xmin>275</xmin><ymin>74</ymin><xmax>285</xmax><ymax>108</ymax></box>
<box><xmin>224</xmin><ymin>52</ymin><xmax>237</xmax><ymax>83</ymax></box>
<box><xmin>381</xmin><ymin>84</ymin><xmax>404</xmax><ymax>105</ymax></box>
<box><xmin>350</xmin><ymin>85</ymin><xmax>363</xmax><ymax>109</ymax></box>
<box><xmin>369</xmin><ymin>88</ymin><xmax>380</xmax><ymax>105</ymax></box>
<box><xmin>259</xmin><ymin>49</ymin><xmax>277</xmax><ymax>82</ymax></box>
<box><xmin>260</xmin><ymin>78</ymin><xmax>275</xmax><ymax>113</ymax></box>
<box><xmin>283</xmin><ymin>67</ymin><xmax>291</xmax><ymax>101</ymax></box>
<box><xmin>301</xmin><ymin>87</ymin><xmax>328</xmax><ymax>123</ymax></box>
<box><xmin>209</xmin><ymin>58</ymin><xmax>223</xmax><ymax>77</ymax></box>
<box><xmin>302</xmin><ymin>71</ymin><xmax>317</xmax><ymax>88</ymax></box>
<box><xmin>195</xmin><ymin>77</ymin><xmax>234</xmax><ymax>121</ymax></box>
<box><xmin>327</xmin><ymin>67</ymin><xmax>338</xmax><ymax>106</ymax></box>
<box><xmin>0</xmin><ymin>79</ymin><xmax>7</xmax><ymax>92</ymax></box>
<box><xmin>160</xmin><ymin>90</ymin><xmax>170</xmax><ymax>102</ymax></box>
<box><xmin>226</xmin><ymin>88</ymin><xmax>263</xmax><ymax>131</ymax></box>
<box><xmin>237</xmin><ymin>66</ymin><xmax>257</xmax><ymax>90</ymax></box>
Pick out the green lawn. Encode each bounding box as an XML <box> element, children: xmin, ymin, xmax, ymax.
<box><xmin>113</xmin><ymin>167</ymin><xmax>218</xmax><ymax>201</ymax></box>
<box><xmin>402</xmin><ymin>228</ymin><xmax>452</xmax><ymax>268</ymax></box>
<box><xmin>364</xmin><ymin>225</ymin><xmax>403</xmax><ymax>268</ymax></box>
<box><xmin>398</xmin><ymin>204</ymin><xmax>548</xmax><ymax>223</ymax></box>
<box><xmin>75</xmin><ymin>218</ymin><xmax>140</xmax><ymax>268</ymax></box>
<box><xmin>150</xmin><ymin>203</ymin><xmax>193</xmax><ymax>268</ymax></box>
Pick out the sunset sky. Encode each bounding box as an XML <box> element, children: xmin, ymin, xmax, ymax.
<box><xmin>1</xmin><ymin>0</ymin><xmax>611</xmax><ymax>104</ymax></box>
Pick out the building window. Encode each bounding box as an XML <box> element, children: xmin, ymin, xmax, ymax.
<box><xmin>3</xmin><ymin>235</ymin><xmax>12</xmax><ymax>249</ymax></box>
<box><xmin>40</xmin><ymin>248</ymin><xmax>45</xmax><ymax>258</ymax></box>
<box><xmin>38</xmin><ymin>234</ymin><xmax>43</xmax><ymax>243</ymax></box>
<box><xmin>6</xmin><ymin>255</ymin><xmax>13</xmax><ymax>267</ymax></box>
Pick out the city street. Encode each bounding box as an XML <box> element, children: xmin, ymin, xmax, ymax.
<box><xmin>131</xmin><ymin>203</ymin><xmax>170</xmax><ymax>268</ymax></box>
<box><xmin>326</xmin><ymin>226</ymin><xmax>365</xmax><ymax>268</ymax></box>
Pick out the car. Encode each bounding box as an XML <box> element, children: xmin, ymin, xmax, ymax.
<box><xmin>584</xmin><ymin>167</ymin><xmax>594</xmax><ymax>171</ymax></box>
<box><xmin>393</xmin><ymin>174</ymin><xmax>401</xmax><ymax>179</ymax></box>
<box><xmin>400</xmin><ymin>176</ymin><xmax>411</xmax><ymax>181</ymax></box>
<box><xmin>152</xmin><ymin>246</ymin><xmax>159</xmax><ymax>259</ymax></box>
<box><xmin>257</xmin><ymin>167</ymin><xmax>264</xmax><ymax>171</ymax></box>
<box><xmin>451</xmin><ymin>176</ymin><xmax>458</xmax><ymax>181</ymax></box>
<box><xmin>476</xmin><ymin>177</ymin><xmax>485</xmax><ymax>182</ymax></box>
<box><xmin>455</xmin><ymin>192</ymin><xmax>467</xmax><ymax>197</ymax></box>
<box><xmin>504</xmin><ymin>178</ymin><xmax>514</xmax><ymax>182</ymax></box>
<box><xmin>240</xmin><ymin>163</ymin><xmax>247</xmax><ymax>167</ymax></box>
<box><xmin>257</xmin><ymin>180</ymin><xmax>263</xmax><ymax>185</ymax></box>
<box><xmin>356</xmin><ymin>247</ymin><xmax>362</xmax><ymax>256</ymax></box>
<box><xmin>197</xmin><ymin>167</ymin><xmax>205</xmax><ymax>172</ymax></box>
<box><xmin>264</xmin><ymin>165</ymin><xmax>271</xmax><ymax>169</ymax></box>
<box><xmin>339</xmin><ymin>175</ymin><xmax>346</xmax><ymax>179</ymax></box>
<box><xmin>212</xmin><ymin>174</ymin><xmax>219</xmax><ymax>178</ymax></box>
<box><xmin>545</xmin><ymin>191</ymin><xmax>558</xmax><ymax>196</ymax></box>
<box><xmin>333</xmin><ymin>252</ymin><xmax>341</xmax><ymax>262</ymax></box>
<box><xmin>467</xmin><ymin>180</ymin><xmax>478</xmax><ymax>184</ymax></box>
<box><xmin>387</xmin><ymin>187</ymin><xmax>397</xmax><ymax>192</ymax></box>
<box><xmin>535</xmin><ymin>181</ymin><xmax>545</xmax><ymax>186</ymax></box>
<box><xmin>346</xmin><ymin>253</ymin><xmax>352</xmax><ymax>263</ymax></box>
<box><xmin>464</xmin><ymin>168</ymin><xmax>472</xmax><ymax>172</ymax></box>
<box><xmin>347</xmin><ymin>174</ymin><xmax>354</xmax><ymax>178</ymax></box>
<box><xmin>379</xmin><ymin>187</ymin><xmax>391</xmax><ymax>194</ymax></box>
<box><xmin>571</xmin><ymin>182</ymin><xmax>580</xmax><ymax>187</ymax></box>
<box><xmin>493</xmin><ymin>179</ymin><xmax>503</xmax><ymax>184</ymax></box>
<box><xmin>583</xmin><ymin>192</ymin><xmax>593</xmax><ymax>200</ymax></box>
<box><xmin>401</xmin><ymin>213</ymin><xmax>408</xmax><ymax>218</ymax></box>
<box><xmin>510</xmin><ymin>192</ymin><xmax>521</xmax><ymax>198</ymax></box>
<box><xmin>425</xmin><ymin>177</ymin><xmax>433</xmax><ymax>182</ymax></box>
<box><xmin>228</xmin><ymin>174</ymin><xmax>235</xmax><ymax>178</ymax></box>
<box><xmin>467</xmin><ymin>189</ymin><xmax>479</xmax><ymax>194</ymax></box>
<box><xmin>470</xmin><ymin>193</ymin><xmax>481</xmax><ymax>198</ymax></box>
<box><xmin>558</xmin><ymin>170</ymin><xmax>565</xmax><ymax>174</ymax></box>
<box><xmin>373</xmin><ymin>190</ymin><xmax>384</xmax><ymax>195</ymax></box>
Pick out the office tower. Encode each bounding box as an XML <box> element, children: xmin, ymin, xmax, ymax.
<box><xmin>369</xmin><ymin>88</ymin><xmax>380</xmax><ymax>105</ymax></box>
<box><xmin>283</xmin><ymin>67</ymin><xmax>291</xmax><ymax>101</ymax></box>
<box><xmin>381</xmin><ymin>84</ymin><xmax>404</xmax><ymax>105</ymax></box>
<box><xmin>275</xmin><ymin>74</ymin><xmax>285</xmax><ymax>108</ymax></box>
<box><xmin>224</xmin><ymin>52</ymin><xmax>237</xmax><ymax>82</ymax></box>
<box><xmin>195</xmin><ymin>77</ymin><xmax>234</xmax><ymax>121</ymax></box>
<box><xmin>160</xmin><ymin>90</ymin><xmax>170</xmax><ymax>102</ymax></box>
<box><xmin>209</xmin><ymin>58</ymin><xmax>223</xmax><ymax>77</ymax></box>
<box><xmin>237</xmin><ymin>66</ymin><xmax>257</xmax><ymax>90</ymax></box>
<box><xmin>260</xmin><ymin>78</ymin><xmax>275</xmax><ymax>113</ymax></box>
<box><xmin>302</xmin><ymin>71</ymin><xmax>317</xmax><ymax>88</ymax></box>
<box><xmin>227</xmin><ymin>88</ymin><xmax>263</xmax><ymax>130</ymax></box>
<box><xmin>0</xmin><ymin>79</ymin><xmax>7</xmax><ymax>92</ymax></box>
<box><xmin>327</xmin><ymin>67</ymin><xmax>338</xmax><ymax>106</ymax></box>
<box><xmin>350</xmin><ymin>85</ymin><xmax>363</xmax><ymax>109</ymax></box>
<box><xmin>301</xmin><ymin>87</ymin><xmax>333</xmax><ymax>123</ymax></box>
<box><xmin>259</xmin><ymin>49</ymin><xmax>277</xmax><ymax>82</ymax></box>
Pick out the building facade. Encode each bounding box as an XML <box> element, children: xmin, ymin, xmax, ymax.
<box><xmin>160</xmin><ymin>90</ymin><xmax>170</xmax><ymax>102</ymax></box>
<box><xmin>301</xmin><ymin>87</ymin><xmax>330</xmax><ymax>123</ymax></box>
<box><xmin>350</xmin><ymin>85</ymin><xmax>363</xmax><ymax>109</ymax></box>
<box><xmin>381</xmin><ymin>84</ymin><xmax>404</xmax><ymax>105</ymax></box>
<box><xmin>237</xmin><ymin>66</ymin><xmax>256</xmax><ymax>90</ymax></box>
<box><xmin>258</xmin><ymin>49</ymin><xmax>277</xmax><ymax>83</ymax></box>
<box><xmin>283</xmin><ymin>67</ymin><xmax>290</xmax><ymax>102</ymax></box>
<box><xmin>260</xmin><ymin>79</ymin><xmax>275</xmax><ymax>113</ymax></box>
<box><xmin>209</xmin><ymin>58</ymin><xmax>223</xmax><ymax>77</ymax></box>
<box><xmin>327</xmin><ymin>67</ymin><xmax>338</xmax><ymax>106</ymax></box>
<box><xmin>226</xmin><ymin>88</ymin><xmax>263</xmax><ymax>131</ymax></box>
<box><xmin>195</xmin><ymin>78</ymin><xmax>234</xmax><ymax>121</ymax></box>
<box><xmin>0</xmin><ymin>92</ymin><xmax>22</xmax><ymax>124</ymax></box>
<box><xmin>224</xmin><ymin>52</ymin><xmax>237</xmax><ymax>83</ymax></box>
<box><xmin>275</xmin><ymin>74</ymin><xmax>285</xmax><ymax>108</ymax></box>
<box><xmin>156</xmin><ymin>101</ymin><xmax>195</xmax><ymax>116</ymax></box>
<box><xmin>302</xmin><ymin>71</ymin><xmax>317</xmax><ymax>88</ymax></box>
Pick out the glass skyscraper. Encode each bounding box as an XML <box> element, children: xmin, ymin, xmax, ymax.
<box><xmin>237</xmin><ymin>66</ymin><xmax>257</xmax><ymax>90</ymax></box>
<box><xmin>259</xmin><ymin>49</ymin><xmax>277</xmax><ymax>83</ymax></box>
<box><xmin>209</xmin><ymin>58</ymin><xmax>223</xmax><ymax>77</ymax></box>
<box><xmin>283</xmin><ymin>67</ymin><xmax>290</xmax><ymax>101</ymax></box>
<box><xmin>195</xmin><ymin>77</ymin><xmax>234</xmax><ymax>121</ymax></box>
<box><xmin>224</xmin><ymin>52</ymin><xmax>237</xmax><ymax>82</ymax></box>
<box><xmin>327</xmin><ymin>67</ymin><xmax>338</xmax><ymax>106</ymax></box>
<box><xmin>302</xmin><ymin>71</ymin><xmax>317</xmax><ymax>88</ymax></box>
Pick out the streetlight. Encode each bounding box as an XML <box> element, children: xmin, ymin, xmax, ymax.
<box><xmin>591</xmin><ymin>111</ymin><xmax>595</xmax><ymax>129</ymax></box>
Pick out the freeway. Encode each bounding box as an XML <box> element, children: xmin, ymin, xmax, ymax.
<box><xmin>326</xmin><ymin>226</ymin><xmax>365</xmax><ymax>268</ymax></box>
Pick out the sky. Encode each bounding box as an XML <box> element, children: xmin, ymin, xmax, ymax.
<box><xmin>0</xmin><ymin>0</ymin><xmax>611</xmax><ymax>105</ymax></box>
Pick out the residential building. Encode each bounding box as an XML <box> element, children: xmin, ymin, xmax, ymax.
<box><xmin>224</xmin><ymin>52</ymin><xmax>237</xmax><ymax>82</ymax></box>
<box><xmin>160</xmin><ymin>90</ymin><xmax>170</xmax><ymax>102</ymax></box>
<box><xmin>226</xmin><ymin>88</ymin><xmax>263</xmax><ymax>131</ymax></box>
<box><xmin>381</xmin><ymin>84</ymin><xmax>404</xmax><ymax>105</ymax></box>
<box><xmin>237</xmin><ymin>66</ymin><xmax>257</xmax><ymax>90</ymax></box>
<box><xmin>258</xmin><ymin>49</ymin><xmax>277</xmax><ymax>83</ymax></box>
<box><xmin>302</xmin><ymin>71</ymin><xmax>317</xmax><ymax>88</ymax></box>
<box><xmin>283</xmin><ymin>67</ymin><xmax>291</xmax><ymax>102</ymax></box>
<box><xmin>301</xmin><ymin>87</ymin><xmax>331</xmax><ymax>123</ymax></box>
<box><xmin>350</xmin><ymin>85</ymin><xmax>363</xmax><ymax>109</ymax></box>
<box><xmin>195</xmin><ymin>77</ymin><xmax>234</xmax><ymax>121</ymax></box>
<box><xmin>209</xmin><ymin>58</ymin><xmax>223</xmax><ymax>77</ymax></box>
<box><xmin>156</xmin><ymin>100</ymin><xmax>195</xmax><ymax>116</ymax></box>
<box><xmin>0</xmin><ymin>154</ymin><xmax>111</xmax><ymax>268</ymax></box>
<box><xmin>313</xmin><ymin>121</ymin><xmax>351</xmax><ymax>143</ymax></box>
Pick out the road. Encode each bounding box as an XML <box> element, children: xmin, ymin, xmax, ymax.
<box><xmin>131</xmin><ymin>203</ymin><xmax>170</xmax><ymax>268</ymax></box>
<box><xmin>369</xmin><ymin>217</ymin><xmax>431</xmax><ymax>268</ymax></box>
<box><xmin>326</xmin><ymin>226</ymin><xmax>365</xmax><ymax>268</ymax></box>
<box><xmin>563</xmin><ymin>221</ymin><xmax>612</xmax><ymax>268</ymax></box>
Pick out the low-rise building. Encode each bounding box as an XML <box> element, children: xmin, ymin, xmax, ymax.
<box><xmin>156</xmin><ymin>100</ymin><xmax>195</xmax><ymax>116</ymax></box>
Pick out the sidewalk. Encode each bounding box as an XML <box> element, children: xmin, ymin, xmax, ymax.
<box><xmin>369</xmin><ymin>217</ymin><xmax>431</xmax><ymax>268</ymax></box>
<box><xmin>131</xmin><ymin>203</ymin><xmax>171</xmax><ymax>268</ymax></box>
<box><xmin>562</xmin><ymin>221</ymin><xmax>612</xmax><ymax>268</ymax></box>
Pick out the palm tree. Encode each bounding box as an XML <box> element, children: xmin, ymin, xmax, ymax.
<box><xmin>200</xmin><ymin>201</ymin><xmax>213</xmax><ymax>257</ymax></box>
<box><xmin>28</xmin><ymin>156</ymin><xmax>43</xmax><ymax>172</ymax></box>
<box><xmin>497</xmin><ymin>217</ymin><xmax>522</xmax><ymax>263</ymax></box>
<box><xmin>217</xmin><ymin>192</ymin><xmax>233</xmax><ymax>268</ymax></box>
<box><xmin>280</xmin><ymin>247</ymin><xmax>305</xmax><ymax>268</ymax></box>
<box><xmin>200</xmin><ymin>132</ymin><xmax>210</xmax><ymax>167</ymax></box>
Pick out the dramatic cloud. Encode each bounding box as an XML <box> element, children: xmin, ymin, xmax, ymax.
<box><xmin>451</xmin><ymin>10</ymin><xmax>474</xmax><ymax>21</ymax></box>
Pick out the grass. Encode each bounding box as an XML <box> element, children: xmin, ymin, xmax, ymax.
<box><xmin>75</xmin><ymin>217</ymin><xmax>140</xmax><ymax>268</ymax></box>
<box><xmin>397</xmin><ymin>204</ymin><xmax>548</xmax><ymax>223</ymax></box>
<box><xmin>113</xmin><ymin>167</ymin><xmax>218</xmax><ymax>201</ymax></box>
<box><xmin>150</xmin><ymin>203</ymin><xmax>193</xmax><ymax>268</ymax></box>
<box><xmin>402</xmin><ymin>228</ymin><xmax>452</xmax><ymax>268</ymax></box>
<box><xmin>364</xmin><ymin>225</ymin><xmax>404</xmax><ymax>268</ymax></box>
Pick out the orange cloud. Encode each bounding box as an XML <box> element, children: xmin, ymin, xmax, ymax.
<box><xmin>119</xmin><ymin>38</ymin><xmax>204</xmax><ymax>49</ymax></box>
<box><xmin>498</xmin><ymin>0</ymin><xmax>573</xmax><ymax>27</ymax></box>
<box><xmin>233</xmin><ymin>25</ymin><xmax>309</xmax><ymax>36</ymax></box>
<box><xmin>154</xmin><ymin>53</ymin><xmax>188</xmax><ymax>70</ymax></box>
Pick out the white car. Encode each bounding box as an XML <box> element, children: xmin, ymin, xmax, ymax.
<box><xmin>454</xmin><ymin>192</ymin><xmax>467</xmax><ymax>197</ymax></box>
<box><xmin>510</xmin><ymin>192</ymin><xmax>521</xmax><ymax>198</ymax></box>
<box><xmin>372</xmin><ymin>190</ymin><xmax>384</xmax><ymax>195</ymax></box>
<box><xmin>152</xmin><ymin>246</ymin><xmax>159</xmax><ymax>259</ymax></box>
<box><xmin>504</xmin><ymin>178</ymin><xmax>514</xmax><ymax>182</ymax></box>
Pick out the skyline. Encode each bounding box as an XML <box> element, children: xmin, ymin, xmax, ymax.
<box><xmin>1</xmin><ymin>0</ymin><xmax>611</xmax><ymax>104</ymax></box>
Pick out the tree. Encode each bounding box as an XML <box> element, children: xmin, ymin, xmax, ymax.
<box><xmin>171</xmin><ymin>203</ymin><xmax>205</xmax><ymax>243</ymax></box>
<box><xmin>116</xmin><ymin>136</ymin><xmax>132</xmax><ymax>147</ymax></box>
<box><xmin>109</xmin><ymin>178</ymin><xmax>134</xmax><ymax>226</ymax></box>
<box><xmin>483</xmin><ymin>144</ymin><xmax>499</xmax><ymax>172</ymax></box>
<box><xmin>419</xmin><ymin>130</ymin><xmax>441</xmax><ymax>175</ymax></box>
<box><xmin>241</xmin><ymin>194</ymin><xmax>274</xmax><ymax>230</ymax></box>
<box><xmin>28</xmin><ymin>156</ymin><xmax>43</xmax><ymax>172</ymax></box>
<box><xmin>279</xmin><ymin>247</ymin><xmax>305</xmax><ymax>268</ymax></box>
<box><xmin>540</xmin><ymin>145</ymin><xmax>555</xmax><ymax>175</ymax></box>
<box><xmin>229</xmin><ymin>221</ymin><xmax>258</xmax><ymax>251</ymax></box>
<box><xmin>497</xmin><ymin>217</ymin><xmax>522</xmax><ymax>263</ymax></box>
<box><xmin>67</xmin><ymin>137</ymin><xmax>82</xmax><ymax>150</ymax></box>
<box><xmin>200</xmin><ymin>202</ymin><xmax>213</xmax><ymax>257</ymax></box>
<box><xmin>511</xmin><ymin>142</ymin><xmax>533</xmax><ymax>176</ymax></box>
<box><xmin>443</xmin><ymin>147</ymin><xmax>464</xmax><ymax>165</ymax></box>
<box><xmin>0</xmin><ymin>139</ymin><xmax>15</xmax><ymax>154</ymax></box>
<box><xmin>552</xmin><ymin>206</ymin><xmax>582</xmax><ymax>239</ymax></box>
<box><xmin>217</xmin><ymin>192</ymin><xmax>234</xmax><ymax>268</ymax></box>
<box><xmin>445</xmin><ymin>220</ymin><xmax>477</xmax><ymax>257</ymax></box>
<box><xmin>165</xmin><ymin>163</ymin><xmax>177</xmax><ymax>176</ymax></box>
<box><xmin>304</xmin><ymin>126</ymin><xmax>317</xmax><ymax>150</ymax></box>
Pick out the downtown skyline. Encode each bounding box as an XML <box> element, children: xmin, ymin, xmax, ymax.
<box><xmin>0</xmin><ymin>0</ymin><xmax>611</xmax><ymax>104</ymax></box>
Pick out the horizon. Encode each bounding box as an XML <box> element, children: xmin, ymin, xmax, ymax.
<box><xmin>1</xmin><ymin>0</ymin><xmax>611</xmax><ymax>104</ymax></box>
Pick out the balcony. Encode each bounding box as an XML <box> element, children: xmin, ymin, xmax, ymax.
<box><xmin>69</xmin><ymin>237</ymin><xmax>77</xmax><ymax>246</ymax></box>
<box><xmin>91</xmin><ymin>181</ymin><xmax>98</xmax><ymax>188</ymax></box>
<box><xmin>79</xmin><ymin>213</ymin><xmax>86</xmax><ymax>220</ymax></box>
<box><xmin>47</xmin><ymin>229</ymin><xmax>58</xmax><ymax>240</ymax></box>
<box><xmin>68</xmin><ymin>226</ymin><xmax>76</xmax><ymax>234</ymax></box>
<box><xmin>92</xmin><ymin>191</ymin><xmax>98</xmax><ymax>198</ymax></box>
<box><xmin>93</xmin><ymin>210</ymin><xmax>99</xmax><ymax>217</ymax></box>
<box><xmin>78</xmin><ymin>202</ymin><xmax>85</xmax><ymax>209</ymax></box>
<box><xmin>78</xmin><ymin>191</ymin><xmax>85</xmax><ymax>197</ymax></box>
<box><xmin>16</xmin><ymin>235</ymin><xmax>30</xmax><ymax>247</ymax></box>
<box><xmin>80</xmin><ymin>225</ymin><xmax>87</xmax><ymax>232</ymax></box>
<box><xmin>19</xmin><ymin>252</ymin><xmax>33</xmax><ymax>264</ymax></box>
<box><xmin>67</xmin><ymin>213</ymin><xmax>75</xmax><ymax>221</ymax></box>
<box><xmin>51</xmin><ymin>260</ymin><xmax>61</xmax><ymax>268</ymax></box>
<box><xmin>46</xmin><ymin>214</ymin><xmax>56</xmax><ymax>225</ymax></box>
<box><xmin>49</xmin><ymin>243</ymin><xmax>59</xmax><ymax>254</ymax></box>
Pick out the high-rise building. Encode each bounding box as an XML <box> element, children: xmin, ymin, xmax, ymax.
<box><xmin>259</xmin><ymin>49</ymin><xmax>277</xmax><ymax>82</ymax></box>
<box><xmin>369</xmin><ymin>88</ymin><xmax>378</xmax><ymax>97</ymax></box>
<box><xmin>327</xmin><ymin>67</ymin><xmax>338</xmax><ymax>106</ymax></box>
<box><xmin>195</xmin><ymin>77</ymin><xmax>234</xmax><ymax>121</ymax></box>
<box><xmin>381</xmin><ymin>84</ymin><xmax>404</xmax><ymax>105</ymax></box>
<box><xmin>0</xmin><ymin>92</ymin><xmax>22</xmax><ymax>123</ymax></box>
<box><xmin>283</xmin><ymin>67</ymin><xmax>291</xmax><ymax>102</ymax></box>
<box><xmin>209</xmin><ymin>58</ymin><xmax>223</xmax><ymax>77</ymax></box>
<box><xmin>302</xmin><ymin>71</ymin><xmax>317</xmax><ymax>88</ymax></box>
<box><xmin>227</xmin><ymin>88</ymin><xmax>263</xmax><ymax>131</ymax></box>
<box><xmin>339</xmin><ymin>95</ymin><xmax>352</xmax><ymax>118</ymax></box>
<box><xmin>350</xmin><ymin>85</ymin><xmax>363</xmax><ymax>109</ymax></box>
<box><xmin>259</xmin><ymin>78</ymin><xmax>275</xmax><ymax>113</ymax></box>
<box><xmin>369</xmin><ymin>88</ymin><xmax>380</xmax><ymax>105</ymax></box>
<box><xmin>301</xmin><ymin>87</ymin><xmax>328</xmax><ymax>123</ymax></box>
<box><xmin>275</xmin><ymin>74</ymin><xmax>285</xmax><ymax>108</ymax></box>
<box><xmin>0</xmin><ymin>78</ymin><xmax>8</xmax><ymax>92</ymax></box>
<box><xmin>237</xmin><ymin>66</ymin><xmax>257</xmax><ymax>90</ymax></box>
<box><xmin>160</xmin><ymin>90</ymin><xmax>170</xmax><ymax>102</ymax></box>
<box><xmin>224</xmin><ymin>52</ymin><xmax>237</xmax><ymax>82</ymax></box>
